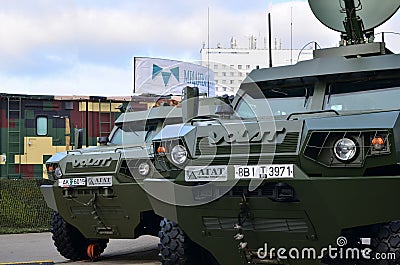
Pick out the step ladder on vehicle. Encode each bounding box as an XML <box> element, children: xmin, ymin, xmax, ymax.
<box><xmin>6</xmin><ymin>96</ymin><xmax>22</xmax><ymax>179</ymax></box>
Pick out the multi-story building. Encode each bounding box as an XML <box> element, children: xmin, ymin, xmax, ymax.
<box><xmin>200</xmin><ymin>37</ymin><xmax>314</xmax><ymax>95</ymax></box>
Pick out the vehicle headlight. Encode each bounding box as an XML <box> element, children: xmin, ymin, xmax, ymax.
<box><xmin>170</xmin><ymin>144</ymin><xmax>188</xmax><ymax>165</ymax></box>
<box><xmin>54</xmin><ymin>167</ymin><xmax>63</xmax><ymax>178</ymax></box>
<box><xmin>138</xmin><ymin>162</ymin><xmax>151</xmax><ymax>176</ymax></box>
<box><xmin>334</xmin><ymin>138</ymin><xmax>357</xmax><ymax>161</ymax></box>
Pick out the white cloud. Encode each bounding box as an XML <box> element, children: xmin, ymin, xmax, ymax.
<box><xmin>1</xmin><ymin>1</ymin><xmax>397</xmax><ymax>58</ymax></box>
<box><xmin>0</xmin><ymin>1</ymin><xmax>338</xmax><ymax>57</ymax></box>
<box><xmin>0</xmin><ymin>0</ymin><xmax>399</xmax><ymax>96</ymax></box>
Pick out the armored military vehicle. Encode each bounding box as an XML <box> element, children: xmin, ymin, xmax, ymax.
<box><xmin>40</xmin><ymin>95</ymin><xmax>222</xmax><ymax>261</ymax></box>
<box><xmin>144</xmin><ymin>1</ymin><xmax>400</xmax><ymax>264</ymax></box>
<box><xmin>40</xmin><ymin>102</ymin><xmax>184</xmax><ymax>260</ymax></box>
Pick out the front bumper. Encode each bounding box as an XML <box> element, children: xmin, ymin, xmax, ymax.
<box><xmin>40</xmin><ymin>179</ymin><xmax>152</xmax><ymax>239</ymax></box>
<box><xmin>144</xmin><ymin>164</ymin><xmax>400</xmax><ymax>265</ymax></box>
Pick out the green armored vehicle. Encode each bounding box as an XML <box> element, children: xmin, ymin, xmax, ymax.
<box><xmin>40</xmin><ymin>96</ymin><xmax>222</xmax><ymax>261</ymax></box>
<box><xmin>144</xmin><ymin>1</ymin><xmax>400</xmax><ymax>264</ymax></box>
<box><xmin>40</xmin><ymin>102</ymin><xmax>185</xmax><ymax>260</ymax></box>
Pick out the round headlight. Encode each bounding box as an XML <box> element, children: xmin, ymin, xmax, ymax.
<box><xmin>334</xmin><ymin>138</ymin><xmax>357</xmax><ymax>161</ymax></box>
<box><xmin>138</xmin><ymin>162</ymin><xmax>151</xmax><ymax>176</ymax></box>
<box><xmin>170</xmin><ymin>145</ymin><xmax>188</xmax><ymax>165</ymax></box>
<box><xmin>54</xmin><ymin>167</ymin><xmax>63</xmax><ymax>178</ymax></box>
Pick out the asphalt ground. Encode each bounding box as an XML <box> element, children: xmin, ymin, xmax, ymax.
<box><xmin>0</xmin><ymin>232</ymin><xmax>160</xmax><ymax>265</ymax></box>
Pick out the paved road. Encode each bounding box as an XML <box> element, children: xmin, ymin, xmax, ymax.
<box><xmin>0</xmin><ymin>232</ymin><xmax>160</xmax><ymax>265</ymax></box>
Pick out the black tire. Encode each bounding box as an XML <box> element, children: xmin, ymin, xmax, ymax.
<box><xmin>51</xmin><ymin>211</ymin><xmax>108</xmax><ymax>261</ymax></box>
<box><xmin>370</xmin><ymin>221</ymin><xmax>400</xmax><ymax>265</ymax></box>
<box><xmin>158</xmin><ymin>218</ymin><xmax>219</xmax><ymax>265</ymax></box>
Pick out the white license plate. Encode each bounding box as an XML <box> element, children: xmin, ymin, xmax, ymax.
<box><xmin>234</xmin><ymin>165</ymin><xmax>294</xmax><ymax>179</ymax></box>
<box><xmin>87</xmin><ymin>176</ymin><xmax>113</xmax><ymax>187</ymax></box>
<box><xmin>185</xmin><ymin>166</ymin><xmax>228</xmax><ymax>182</ymax></box>
<box><xmin>58</xmin><ymin>178</ymin><xmax>86</xmax><ymax>187</ymax></box>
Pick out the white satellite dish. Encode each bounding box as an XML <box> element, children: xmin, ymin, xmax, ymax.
<box><xmin>309</xmin><ymin>0</ymin><xmax>400</xmax><ymax>33</ymax></box>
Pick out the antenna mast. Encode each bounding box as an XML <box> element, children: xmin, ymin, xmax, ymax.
<box><xmin>207</xmin><ymin>7</ymin><xmax>210</xmax><ymax>96</ymax></box>
<box><xmin>268</xmin><ymin>13</ymin><xmax>272</xmax><ymax>68</ymax></box>
<box><xmin>290</xmin><ymin>7</ymin><xmax>293</xmax><ymax>64</ymax></box>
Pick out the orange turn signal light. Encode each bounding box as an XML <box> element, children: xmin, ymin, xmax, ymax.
<box><xmin>372</xmin><ymin>136</ymin><xmax>385</xmax><ymax>151</ymax></box>
<box><xmin>372</xmin><ymin>137</ymin><xmax>385</xmax><ymax>146</ymax></box>
<box><xmin>48</xmin><ymin>165</ymin><xmax>54</xmax><ymax>171</ymax></box>
<box><xmin>157</xmin><ymin>146</ymin><xmax>167</xmax><ymax>154</ymax></box>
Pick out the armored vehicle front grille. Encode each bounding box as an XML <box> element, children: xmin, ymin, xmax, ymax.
<box><xmin>195</xmin><ymin>132</ymin><xmax>299</xmax><ymax>156</ymax></box>
<box><xmin>275</xmin><ymin>132</ymin><xmax>300</xmax><ymax>153</ymax></box>
<box><xmin>203</xmin><ymin>217</ymin><xmax>308</xmax><ymax>232</ymax></box>
<box><xmin>192</xmin><ymin>155</ymin><xmax>298</xmax><ymax>166</ymax></box>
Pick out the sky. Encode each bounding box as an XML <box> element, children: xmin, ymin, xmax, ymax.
<box><xmin>0</xmin><ymin>0</ymin><xmax>399</xmax><ymax>97</ymax></box>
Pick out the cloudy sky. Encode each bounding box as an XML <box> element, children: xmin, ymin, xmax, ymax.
<box><xmin>0</xmin><ymin>0</ymin><xmax>399</xmax><ymax>96</ymax></box>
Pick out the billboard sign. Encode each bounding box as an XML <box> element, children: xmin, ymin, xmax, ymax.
<box><xmin>133</xmin><ymin>57</ymin><xmax>215</xmax><ymax>96</ymax></box>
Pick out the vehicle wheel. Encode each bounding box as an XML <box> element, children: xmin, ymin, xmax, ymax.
<box><xmin>158</xmin><ymin>218</ymin><xmax>219</xmax><ymax>265</ymax></box>
<box><xmin>51</xmin><ymin>211</ymin><xmax>108</xmax><ymax>261</ymax></box>
<box><xmin>369</xmin><ymin>221</ymin><xmax>400</xmax><ymax>265</ymax></box>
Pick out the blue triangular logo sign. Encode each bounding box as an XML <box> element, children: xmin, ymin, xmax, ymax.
<box><xmin>152</xmin><ymin>64</ymin><xmax>163</xmax><ymax>79</ymax></box>
<box><xmin>171</xmin><ymin>67</ymin><xmax>180</xmax><ymax>81</ymax></box>
<box><xmin>161</xmin><ymin>72</ymin><xmax>171</xmax><ymax>86</ymax></box>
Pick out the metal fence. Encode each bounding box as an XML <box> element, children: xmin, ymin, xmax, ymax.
<box><xmin>0</xmin><ymin>179</ymin><xmax>53</xmax><ymax>233</ymax></box>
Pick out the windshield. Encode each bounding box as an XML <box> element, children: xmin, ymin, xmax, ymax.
<box><xmin>324</xmin><ymin>78</ymin><xmax>400</xmax><ymax>112</ymax></box>
<box><xmin>236</xmin><ymin>87</ymin><xmax>312</xmax><ymax>119</ymax></box>
<box><xmin>110</xmin><ymin>124</ymin><xmax>157</xmax><ymax>145</ymax></box>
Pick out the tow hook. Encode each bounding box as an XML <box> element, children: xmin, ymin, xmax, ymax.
<box><xmin>87</xmin><ymin>242</ymin><xmax>102</xmax><ymax>261</ymax></box>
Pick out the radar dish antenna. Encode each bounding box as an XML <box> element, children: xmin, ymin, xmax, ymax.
<box><xmin>309</xmin><ymin>0</ymin><xmax>400</xmax><ymax>45</ymax></box>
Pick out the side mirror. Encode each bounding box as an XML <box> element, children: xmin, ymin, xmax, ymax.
<box><xmin>74</xmin><ymin>128</ymin><xmax>83</xmax><ymax>149</ymax></box>
<box><xmin>182</xmin><ymin>86</ymin><xmax>199</xmax><ymax>123</ymax></box>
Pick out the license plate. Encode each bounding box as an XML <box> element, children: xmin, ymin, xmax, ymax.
<box><xmin>185</xmin><ymin>166</ymin><xmax>228</xmax><ymax>182</ymax></box>
<box><xmin>234</xmin><ymin>165</ymin><xmax>294</xmax><ymax>179</ymax></box>
<box><xmin>87</xmin><ymin>176</ymin><xmax>113</xmax><ymax>187</ymax></box>
<box><xmin>58</xmin><ymin>178</ymin><xmax>86</xmax><ymax>187</ymax></box>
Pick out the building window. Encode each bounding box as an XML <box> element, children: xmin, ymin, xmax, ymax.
<box><xmin>238</xmin><ymin>65</ymin><xmax>242</xmax><ymax>69</ymax></box>
<box><xmin>222</xmin><ymin>80</ymin><xmax>226</xmax><ymax>84</ymax></box>
<box><xmin>230</xmin><ymin>80</ymin><xmax>235</xmax><ymax>84</ymax></box>
<box><xmin>222</xmin><ymin>64</ymin><xmax>226</xmax><ymax>69</ymax></box>
<box><xmin>230</xmin><ymin>72</ymin><xmax>234</xmax><ymax>77</ymax></box>
<box><xmin>230</xmin><ymin>65</ymin><xmax>235</xmax><ymax>69</ymax></box>
<box><xmin>215</xmin><ymin>72</ymin><xmax>218</xmax><ymax>77</ymax></box>
<box><xmin>246</xmin><ymin>65</ymin><xmax>251</xmax><ymax>69</ymax></box>
<box><xmin>222</xmin><ymin>72</ymin><xmax>226</xmax><ymax>77</ymax></box>
<box><xmin>214</xmin><ymin>64</ymin><xmax>218</xmax><ymax>69</ymax></box>
<box><xmin>36</xmin><ymin>116</ymin><xmax>48</xmax><ymax>136</ymax></box>
<box><xmin>239</xmin><ymin>72</ymin><xmax>243</xmax><ymax>77</ymax></box>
